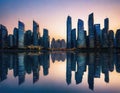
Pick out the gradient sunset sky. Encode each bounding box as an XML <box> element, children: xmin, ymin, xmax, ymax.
<box><xmin>0</xmin><ymin>0</ymin><xmax>120</xmax><ymax>40</ymax></box>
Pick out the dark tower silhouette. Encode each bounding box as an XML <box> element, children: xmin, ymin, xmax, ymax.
<box><xmin>67</xmin><ymin>16</ymin><xmax>72</xmax><ymax>49</ymax></box>
<box><xmin>33</xmin><ymin>21</ymin><xmax>40</xmax><ymax>46</ymax></box>
<box><xmin>13</xmin><ymin>28</ymin><xmax>18</xmax><ymax>48</ymax></box>
<box><xmin>108</xmin><ymin>30</ymin><xmax>114</xmax><ymax>48</ymax></box>
<box><xmin>94</xmin><ymin>24</ymin><xmax>101</xmax><ymax>48</ymax></box>
<box><xmin>102</xmin><ymin>18</ymin><xmax>109</xmax><ymax>48</ymax></box>
<box><xmin>71</xmin><ymin>29</ymin><xmax>76</xmax><ymax>48</ymax></box>
<box><xmin>24</xmin><ymin>30</ymin><xmax>32</xmax><ymax>46</ymax></box>
<box><xmin>43</xmin><ymin>29</ymin><xmax>50</xmax><ymax>49</ymax></box>
<box><xmin>104</xmin><ymin>18</ymin><xmax>109</xmax><ymax>34</ymax></box>
<box><xmin>88</xmin><ymin>13</ymin><xmax>94</xmax><ymax>48</ymax></box>
<box><xmin>115</xmin><ymin>29</ymin><xmax>120</xmax><ymax>48</ymax></box>
<box><xmin>18</xmin><ymin>21</ymin><xmax>25</xmax><ymax>48</ymax></box>
<box><xmin>8</xmin><ymin>34</ymin><xmax>14</xmax><ymax>48</ymax></box>
<box><xmin>0</xmin><ymin>24</ymin><xmax>8</xmax><ymax>48</ymax></box>
<box><xmin>77</xmin><ymin>19</ymin><xmax>86</xmax><ymax>48</ymax></box>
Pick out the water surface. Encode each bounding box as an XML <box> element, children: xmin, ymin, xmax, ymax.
<box><xmin>0</xmin><ymin>51</ymin><xmax>120</xmax><ymax>93</ymax></box>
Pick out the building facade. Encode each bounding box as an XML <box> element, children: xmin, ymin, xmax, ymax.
<box><xmin>8</xmin><ymin>34</ymin><xmax>14</xmax><ymax>48</ymax></box>
<box><xmin>0</xmin><ymin>24</ymin><xmax>8</xmax><ymax>48</ymax></box>
<box><xmin>33</xmin><ymin>21</ymin><xmax>40</xmax><ymax>46</ymax></box>
<box><xmin>24</xmin><ymin>30</ymin><xmax>32</xmax><ymax>46</ymax></box>
<box><xmin>67</xmin><ymin>16</ymin><xmax>72</xmax><ymax>49</ymax></box>
<box><xmin>77</xmin><ymin>19</ymin><xmax>86</xmax><ymax>48</ymax></box>
<box><xmin>94</xmin><ymin>24</ymin><xmax>101</xmax><ymax>48</ymax></box>
<box><xmin>18</xmin><ymin>21</ymin><xmax>25</xmax><ymax>48</ymax></box>
<box><xmin>71</xmin><ymin>29</ymin><xmax>76</xmax><ymax>48</ymax></box>
<box><xmin>108</xmin><ymin>30</ymin><xmax>114</xmax><ymax>48</ymax></box>
<box><xmin>43</xmin><ymin>29</ymin><xmax>49</xmax><ymax>49</ymax></box>
<box><xmin>13</xmin><ymin>28</ymin><xmax>18</xmax><ymax>48</ymax></box>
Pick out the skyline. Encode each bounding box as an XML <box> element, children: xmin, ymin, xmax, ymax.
<box><xmin>0</xmin><ymin>0</ymin><xmax>120</xmax><ymax>40</ymax></box>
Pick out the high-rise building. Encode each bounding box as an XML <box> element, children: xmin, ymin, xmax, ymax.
<box><xmin>24</xmin><ymin>30</ymin><xmax>32</xmax><ymax>46</ymax></box>
<box><xmin>115</xmin><ymin>29</ymin><xmax>120</xmax><ymax>48</ymax></box>
<box><xmin>61</xmin><ymin>39</ymin><xmax>66</xmax><ymax>48</ymax></box>
<box><xmin>71</xmin><ymin>29</ymin><xmax>76</xmax><ymax>48</ymax></box>
<box><xmin>43</xmin><ymin>29</ymin><xmax>49</xmax><ymax>49</ymax></box>
<box><xmin>88</xmin><ymin>13</ymin><xmax>94</xmax><ymax>48</ymax></box>
<box><xmin>67</xmin><ymin>16</ymin><xmax>72</xmax><ymax>49</ymax></box>
<box><xmin>0</xmin><ymin>24</ymin><xmax>8</xmax><ymax>48</ymax></box>
<box><xmin>8</xmin><ymin>34</ymin><xmax>14</xmax><ymax>48</ymax></box>
<box><xmin>94</xmin><ymin>24</ymin><xmax>101</xmax><ymax>48</ymax></box>
<box><xmin>77</xmin><ymin>19</ymin><xmax>86</xmax><ymax>48</ymax></box>
<box><xmin>18</xmin><ymin>21</ymin><xmax>25</xmax><ymax>48</ymax></box>
<box><xmin>104</xmin><ymin>18</ymin><xmax>109</xmax><ymax>33</ymax></box>
<box><xmin>33</xmin><ymin>21</ymin><xmax>40</xmax><ymax>46</ymax></box>
<box><xmin>102</xmin><ymin>18</ymin><xmax>109</xmax><ymax>48</ymax></box>
<box><xmin>13</xmin><ymin>28</ymin><xmax>18</xmax><ymax>48</ymax></box>
<box><xmin>108</xmin><ymin>30</ymin><xmax>114</xmax><ymax>48</ymax></box>
<box><xmin>51</xmin><ymin>38</ymin><xmax>56</xmax><ymax>49</ymax></box>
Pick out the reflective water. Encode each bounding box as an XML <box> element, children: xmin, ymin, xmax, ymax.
<box><xmin>0</xmin><ymin>51</ymin><xmax>120</xmax><ymax>93</ymax></box>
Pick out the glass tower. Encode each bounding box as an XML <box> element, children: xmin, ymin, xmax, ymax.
<box><xmin>33</xmin><ymin>21</ymin><xmax>40</xmax><ymax>46</ymax></box>
<box><xmin>18</xmin><ymin>21</ymin><xmax>25</xmax><ymax>48</ymax></box>
<box><xmin>88</xmin><ymin>13</ymin><xmax>94</xmax><ymax>48</ymax></box>
<box><xmin>67</xmin><ymin>16</ymin><xmax>72</xmax><ymax>49</ymax></box>
<box><xmin>77</xmin><ymin>19</ymin><xmax>86</xmax><ymax>48</ymax></box>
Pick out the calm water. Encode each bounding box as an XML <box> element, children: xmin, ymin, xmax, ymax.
<box><xmin>0</xmin><ymin>51</ymin><xmax>120</xmax><ymax>93</ymax></box>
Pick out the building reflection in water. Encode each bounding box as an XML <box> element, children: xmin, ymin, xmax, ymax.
<box><xmin>0</xmin><ymin>51</ymin><xmax>119</xmax><ymax>90</ymax></box>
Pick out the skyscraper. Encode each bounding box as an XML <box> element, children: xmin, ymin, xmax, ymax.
<box><xmin>71</xmin><ymin>29</ymin><xmax>76</xmax><ymax>48</ymax></box>
<box><xmin>115</xmin><ymin>29</ymin><xmax>120</xmax><ymax>48</ymax></box>
<box><xmin>104</xmin><ymin>18</ymin><xmax>109</xmax><ymax>33</ymax></box>
<box><xmin>88</xmin><ymin>13</ymin><xmax>94</xmax><ymax>48</ymax></box>
<box><xmin>77</xmin><ymin>19</ymin><xmax>86</xmax><ymax>48</ymax></box>
<box><xmin>67</xmin><ymin>16</ymin><xmax>72</xmax><ymax>49</ymax></box>
<box><xmin>33</xmin><ymin>21</ymin><xmax>40</xmax><ymax>46</ymax></box>
<box><xmin>13</xmin><ymin>28</ymin><xmax>18</xmax><ymax>48</ymax></box>
<box><xmin>102</xmin><ymin>18</ymin><xmax>109</xmax><ymax>48</ymax></box>
<box><xmin>24</xmin><ymin>30</ymin><xmax>32</xmax><ymax>46</ymax></box>
<box><xmin>94</xmin><ymin>24</ymin><xmax>101</xmax><ymax>48</ymax></box>
<box><xmin>0</xmin><ymin>24</ymin><xmax>8</xmax><ymax>48</ymax></box>
<box><xmin>18</xmin><ymin>21</ymin><xmax>25</xmax><ymax>48</ymax></box>
<box><xmin>43</xmin><ymin>29</ymin><xmax>49</xmax><ymax>49</ymax></box>
<box><xmin>8</xmin><ymin>34</ymin><xmax>14</xmax><ymax>48</ymax></box>
<box><xmin>108</xmin><ymin>30</ymin><xmax>114</xmax><ymax>48</ymax></box>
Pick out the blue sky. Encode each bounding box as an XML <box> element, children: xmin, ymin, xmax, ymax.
<box><xmin>0</xmin><ymin>0</ymin><xmax>120</xmax><ymax>40</ymax></box>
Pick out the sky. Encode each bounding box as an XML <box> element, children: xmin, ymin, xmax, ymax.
<box><xmin>0</xmin><ymin>0</ymin><xmax>120</xmax><ymax>40</ymax></box>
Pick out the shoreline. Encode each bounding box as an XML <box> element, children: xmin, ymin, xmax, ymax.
<box><xmin>0</xmin><ymin>48</ymin><xmax>120</xmax><ymax>53</ymax></box>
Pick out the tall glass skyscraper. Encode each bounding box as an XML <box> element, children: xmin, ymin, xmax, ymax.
<box><xmin>77</xmin><ymin>19</ymin><xmax>86</xmax><ymax>48</ymax></box>
<box><xmin>13</xmin><ymin>28</ymin><xmax>18</xmax><ymax>48</ymax></box>
<box><xmin>104</xmin><ymin>18</ymin><xmax>109</xmax><ymax>33</ymax></box>
<box><xmin>108</xmin><ymin>30</ymin><xmax>114</xmax><ymax>48</ymax></box>
<box><xmin>24</xmin><ymin>30</ymin><xmax>32</xmax><ymax>46</ymax></box>
<box><xmin>33</xmin><ymin>21</ymin><xmax>40</xmax><ymax>46</ymax></box>
<box><xmin>43</xmin><ymin>29</ymin><xmax>49</xmax><ymax>49</ymax></box>
<box><xmin>94</xmin><ymin>24</ymin><xmax>101</xmax><ymax>48</ymax></box>
<box><xmin>102</xmin><ymin>18</ymin><xmax>109</xmax><ymax>48</ymax></box>
<box><xmin>0</xmin><ymin>24</ymin><xmax>8</xmax><ymax>48</ymax></box>
<box><xmin>88</xmin><ymin>13</ymin><xmax>94</xmax><ymax>48</ymax></box>
<box><xmin>67</xmin><ymin>16</ymin><xmax>72</xmax><ymax>49</ymax></box>
<box><xmin>71</xmin><ymin>29</ymin><xmax>76</xmax><ymax>48</ymax></box>
<box><xmin>8</xmin><ymin>34</ymin><xmax>14</xmax><ymax>48</ymax></box>
<box><xmin>115</xmin><ymin>29</ymin><xmax>120</xmax><ymax>48</ymax></box>
<box><xmin>18</xmin><ymin>21</ymin><xmax>25</xmax><ymax>48</ymax></box>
